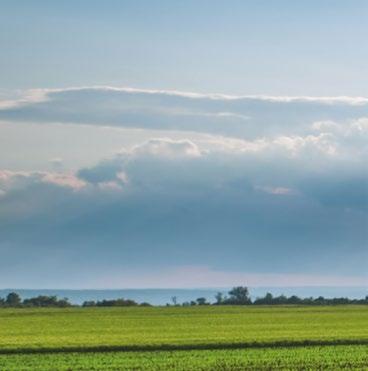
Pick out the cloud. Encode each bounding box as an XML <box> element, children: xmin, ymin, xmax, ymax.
<box><xmin>255</xmin><ymin>186</ymin><xmax>297</xmax><ymax>196</ymax></box>
<box><xmin>41</xmin><ymin>172</ymin><xmax>86</xmax><ymax>189</ymax></box>
<box><xmin>0</xmin><ymin>87</ymin><xmax>367</xmax><ymax>287</ymax></box>
<box><xmin>2</xmin><ymin>86</ymin><xmax>368</xmax><ymax>139</ymax></box>
<box><xmin>0</xmin><ymin>137</ymin><xmax>366</xmax><ymax>287</ymax></box>
<box><xmin>0</xmin><ymin>170</ymin><xmax>86</xmax><ymax>192</ymax></box>
<box><xmin>131</xmin><ymin>138</ymin><xmax>201</xmax><ymax>158</ymax></box>
<box><xmin>2</xmin><ymin>136</ymin><xmax>366</xmax><ymax>211</ymax></box>
<box><xmin>78</xmin><ymin>138</ymin><xmax>202</xmax><ymax>189</ymax></box>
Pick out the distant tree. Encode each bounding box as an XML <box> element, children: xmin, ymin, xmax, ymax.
<box><xmin>139</xmin><ymin>302</ymin><xmax>152</xmax><ymax>307</ymax></box>
<box><xmin>253</xmin><ymin>292</ymin><xmax>273</xmax><ymax>305</ymax></box>
<box><xmin>114</xmin><ymin>299</ymin><xmax>137</xmax><ymax>307</ymax></box>
<box><xmin>302</xmin><ymin>297</ymin><xmax>314</xmax><ymax>305</ymax></box>
<box><xmin>23</xmin><ymin>295</ymin><xmax>71</xmax><ymax>308</ymax></box>
<box><xmin>215</xmin><ymin>292</ymin><xmax>224</xmax><ymax>305</ymax></box>
<box><xmin>171</xmin><ymin>296</ymin><xmax>178</xmax><ymax>306</ymax></box>
<box><xmin>314</xmin><ymin>296</ymin><xmax>326</xmax><ymax>305</ymax></box>
<box><xmin>227</xmin><ymin>286</ymin><xmax>251</xmax><ymax>305</ymax></box>
<box><xmin>6</xmin><ymin>292</ymin><xmax>21</xmax><ymax>307</ymax></box>
<box><xmin>94</xmin><ymin>298</ymin><xmax>138</xmax><ymax>307</ymax></box>
<box><xmin>264</xmin><ymin>293</ymin><xmax>273</xmax><ymax>304</ymax></box>
<box><xmin>82</xmin><ymin>301</ymin><xmax>96</xmax><ymax>307</ymax></box>
<box><xmin>196</xmin><ymin>297</ymin><xmax>208</xmax><ymax>305</ymax></box>
<box><xmin>0</xmin><ymin>298</ymin><xmax>5</xmax><ymax>307</ymax></box>
<box><xmin>273</xmin><ymin>295</ymin><xmax>288</xmax><ymax>305</ymax></box>
<box><xmin>287</xmin><ymin>295</ymin><xmax>301</xmax><ymax>305</ymax></box>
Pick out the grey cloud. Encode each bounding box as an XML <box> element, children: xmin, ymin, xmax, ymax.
<box><xmin>300</xmin><ymin>176</ymin><xmax>368</xmax><ymax>211</ymax></box>
<box><xmin>0</xmin><ymin>138</ymin><xmax>366</xmax><ymax>286</ymax></box>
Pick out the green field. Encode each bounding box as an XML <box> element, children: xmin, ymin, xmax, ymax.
<box><xmin>0</xmin><ymin>306</ymin><xmax>367</xmax><ymax>369</ymax></box>
<box><xmin>1</xmin><ymin>345</ymin><xmax>367</xmax><ymax>370</ymax></box>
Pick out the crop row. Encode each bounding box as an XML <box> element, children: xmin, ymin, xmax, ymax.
<box><xmin>0</xmin><ymin>345</ymin><xmax>367</xmax><ymax>370</ymax></box>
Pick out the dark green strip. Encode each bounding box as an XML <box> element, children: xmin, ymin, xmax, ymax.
<box><xmin>1</xmin><ymin>339</ymin><xmax>368</xmax><ymax>356</ymax></box>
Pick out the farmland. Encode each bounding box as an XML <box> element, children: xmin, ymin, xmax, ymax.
<box><xmin>1</xmin><ymin>345</ymin><xmax>367</xmax><ymax>370</ymax></box>
<box><xmin>0</xmin><ymin>305</ymin><xmax>367</xmax><ymax>369</ymax></box>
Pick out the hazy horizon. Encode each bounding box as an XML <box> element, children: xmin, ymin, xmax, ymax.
<box><xmin>1</xmin><ymin>287</ymin><xmax>367</xmax><ymax>306</ymax></box>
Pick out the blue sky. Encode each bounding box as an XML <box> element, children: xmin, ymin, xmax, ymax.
<box><xmin>0</xmin><ymin>1</ymin><xmax>367</xmax><ymax>288</ymax></box>
<box><xmin>2</xmin><ymin>0</ymin><xmax>368</xmax><ymax>95</ymax></box>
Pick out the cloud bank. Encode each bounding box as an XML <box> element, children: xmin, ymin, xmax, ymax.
<box><xmin>0</xmin><ymin>86</ymin><xmax>367</xmax><ymax>287</ymax></box>
<box><xmin>0</xmin><ymin>136</ymin><xmax>366</xmax><ymax>287</ymax></box>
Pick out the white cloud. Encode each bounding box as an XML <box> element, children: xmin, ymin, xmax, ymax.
<box><xmin>312</xmin><ymin>120</ymin><xmax>341</xmax><ymax>132</ymax></box>
<box><xmin>131</xmin><ymin>138</ymin><xmax>202</xmax><ymax>158</ymax></box>
<box><xmin>256</xmin><ymin>186</ymin><xmax>297</xmax><ymax>196</ymax></box>
<box><xmin>0</xmin><ymin>170</ymin><xmax>86</xmax><ymax>193</ymax></box>
<box><xmin>352</xmin><ymin>117</ymin><xmax>368</xmax><ymax>132</ymax></box>
<box><xmin>97</xmin><ymin>181</ymin><xmax>123</xmax><ymax>191</ymax></box>
<box><xmin>41</xmin><ymin>172</ymin><xmax>86</xmax><ymax>189</ymax></box>
<box><xmin>3</xmin><ymin>86</ymin><xmax>368</xmax><ymax>106</ymax></box>
<box><xmin>312</xmin><ymin>117</ymin><xmax>368</xmax><ymax>136</ymax></box>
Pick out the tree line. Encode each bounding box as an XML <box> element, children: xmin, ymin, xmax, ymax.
<box><xmin>0</xmin><ymin>292</ymin><xmax>71</xmax><ymax>308</ymax></box>
<box><xmin>1</xmin><ymin>287</ymin><xmax>367</xmax><ymax>308</ymax></box>
<box><xmin>178</xmin><ymin>287</ymin><xmax>368</xmax><ymax>306</ymax></box>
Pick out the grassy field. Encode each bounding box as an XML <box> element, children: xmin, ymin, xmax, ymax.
<box><xmin>1</xmin><ymin>345</ymin><xmax>367</xmax><ymax>370</ymax></box>
<box><xmin>0</xmin><ymin>305</ymin><xmax>367</xmax><ymax>369</ymax></box>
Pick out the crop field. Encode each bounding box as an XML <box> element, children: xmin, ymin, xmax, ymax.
<box><xmin>0</xmin><ymin>305</ymin><xmax>367</xmax><ymax>369</ymax></box>
<box><xmin>1</xmin><ymin>345</ymin><xmax>368</xmax><ymax>370</ymax></box>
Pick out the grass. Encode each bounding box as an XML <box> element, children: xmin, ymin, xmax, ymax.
<box><xmin>0</xmin><ymin>305</ymin><xmax>367</xmax><ymax>369</ymax></box>
<box><xmin>0</xmin><ymin>345</ymin><xmax>367</xmax><ymax>370</ymax></box>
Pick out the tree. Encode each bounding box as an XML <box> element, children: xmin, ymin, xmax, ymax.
<box><xmin>6</xmin><ymin>292</ymin><xmax>21</xmax><ymax>307</ymax></box>
<box><xmin>287</xmin><ymin>295</ymin><xmax>301</xmax><ymax>305</ymax></box>
<box><xmin>264</xmin><ymin>292</ymin><xmax>273</xmax><ymax>304</ymax></box>
<box><xmin>196</xmin><ymin>297</ymin><xmax>207</xmax><ymax>305</ymax></box>
<box><xmin>215</xmin><ymin>292</ymin><xmax>224</xmax><ymax>305</ymax></box>
<box><xmin>171</xmin><ymin>296</ymin><xmax>178</xmax><ymax>306</ymax></box>
<box><xmin>253</xmin><ymin>292</ymin><xmax>273</xmax><ymax>305</ymax></box>
<box><xmin>228</xmin><ymin>286</ymin><xmax>251</xmax><ymax>305</ymax></box>
<box><xmin>22</xmin><ymin>295</ymin><xmax>71</xmax><ymax>308</ymax></box>
<box><xmin>82</xmin><ymin>301</ymin><xmax>96</xmax><ymax>307</ymax></box>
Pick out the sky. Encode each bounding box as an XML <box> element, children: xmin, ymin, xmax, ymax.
<box><xmin>0</xmin><ymin>1</ymin><xmax>367</xmax><ymax>288</ymax></box>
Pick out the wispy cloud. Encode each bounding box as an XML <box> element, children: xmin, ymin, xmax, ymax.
<box><xmin>2</xmin><ymin>86</ymin><xmax>368</xmax><ymax>139</ymax></box>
